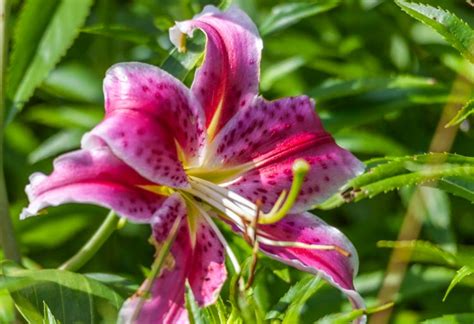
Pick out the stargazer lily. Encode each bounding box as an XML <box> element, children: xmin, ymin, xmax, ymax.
<box><xmin>21</xmin><ymin>5</ymin><xmax>366</xmax><ymax>323</ymax></box>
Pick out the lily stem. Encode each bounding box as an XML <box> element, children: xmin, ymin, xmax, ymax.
<box><xmin>59</xmin><ymin>211</ymin><xmax>118</xmax><ymax>272</ymax></box>
<box><xmin>0</xmin><ymin>0</ymin><xmax>20</xmax><ymax>263</ymax></box>
<box><xmin>131</xmin><ymin>214</ymin><xmax>182</xmax><ymax>321</ymax></box>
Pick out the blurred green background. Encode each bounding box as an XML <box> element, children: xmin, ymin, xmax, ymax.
<box><xmin>1</xmin><ymin>0</ymin><xmax>473</xmax><ymax>323</ymax></box>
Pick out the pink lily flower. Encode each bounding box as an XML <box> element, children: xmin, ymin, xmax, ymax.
<box><xmin>21</xmin><ymin>5</ymin><xmax>366</xmax><ymax>323</ymax></box>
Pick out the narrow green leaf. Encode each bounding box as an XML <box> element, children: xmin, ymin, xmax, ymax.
<box><xmin>43</xmin><ymin>301</ymin><xmax>59</xmax><ymax>324</ymax></box>
<box><xmin>81</xmin><ymin>25</ymin><xmax>156</xmax><ymax>45</ymax></box>
<box><xmin>422</xmin><ymin>313</ymin><xmax>474</xmax><ymax>324</ymax></box>
<box><xmin>377</xmin><ymin>240</ymin><xmax>459</xmax><ymax>267</ymax></box>
<box><xmin>14</xmin><ymin>294</ymin><xmax>44</xmax><ymax>324</ymax></box>
<box><xmin>443</xmin><ymin>266</ymin><xmax>474</xmax><ymax>301</ymax></box>
<box><xmin>436</xmin><ymin>176</ymin><xmax>474</xmax><ymax>202</ymax></box>
<box><xmin>39</xmin><ymin>63</ymin><xmax>102</xmax><ymax>104</ymax></box>
<box><xmin>309</xmin><ymin>75</ymin><xmax>437</xmax><ymax>101</ymax></box>
<box><xmin>446</xmin><ymin>98</ymin><xmax>474</xmax><ymax>126</ymax></box>
<box><xmin>25</xmin><ymin>104</ymin><xmax>103</xmax><ymax>129</ymax></box>
<box><xmin>3</xmin><ymin>268</ymin><xmax>123</xmax><ymax>323</ymax></box>
<box><xmin>260</xmin><ymin>0</ymin><xmax>341</xmax><ymax>36</ymax></box>
<box><xmin>334</xmin><ymin>129</ymin><xmax>409</xmax><ymax>156</ymax></box>
<box><xmin>0</xmin><ymin>289</ymin><xmax>15</xmax><ymax>324</ymax></box>
<box><xmin>260</xmin><ymin>56</ymin><xmax>305</xmax><ymax>91</ymax></box>
<box><xmin>316</xmin><ymin>153</ymin><xmax>474</xmax><ymax>209</ymax></box>
<box><xmin>395</xmin><ymin>0</ymin><xmax>474</xmax><ymax>63</ymax></box>
<box><xmin>28</xmin><ymin>129</ymin><xmax>84</xmax><ymax>164</ymax></box>
<box><xmin>7</xmin><ymin>0</ymin><xmax>94</xmax><ymax>115</ymax></box>
<box><xmin>161</xmin><ymin>32</ymin><xmax>205</xmax><ymax>81</ymax></box>
<box><xmin>266</xmin><ymin>275</ymin><xmax>323</xmax><ymax>321</ymax></box>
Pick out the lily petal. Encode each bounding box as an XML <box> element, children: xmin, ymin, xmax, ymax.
<box><xmin>83</xmin><ymin>62</ymin><xmax>207</xmax><ymax>187</ymax></box>
<box><xmin>21</xmin><ymin>147</ymin><xmax>165</xmax><ymax>222</ymax></box>
<box><xmin>170</xmin><ymin>5</ymin><xmax>262</xmax><ymax>134</ymax></box>
<box><xmin>188</xmin><ymin>216</ymin><xmax>227</xmax><ymax>307</ymax></box>
<box><xmin>119</xmin><ymin>195</ymin><xmax>192</xmax><ymax>324</ymax></box>
<box><xmin>211</xmin><ymin>96</ymin><xmax>364</xmax><ymax>212</ymax></box>
<box><xmin>258</xmin><ymin>213</ymin><xmax>365</xmax><ymax>314</ymax></box>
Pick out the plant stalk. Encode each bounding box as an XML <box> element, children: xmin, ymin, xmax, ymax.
<box><xmin>59</xmin><ymin>211</ymin><xmax>118</xmax><ymax>272</ymax></box>
<box><xmin>0</xmin><ymin>0</ymin><xmax>20</xmax><ymax>262</ymax></box>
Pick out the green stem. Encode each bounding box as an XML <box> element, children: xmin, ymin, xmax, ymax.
<box><xmin>0</xmin><ymin>0</ymin><xmax>20</xmax><ymax>262</ymax></box>
<box><xmin>59</xmin><ymin>211</ymin><xmax>118</xmax><ymax>272</ymax></box>
<box><xmin>131</xmin><ymin>215</ymin><xmax>182</xmax><ymax>321</ymax></box>
<box><xmin>259</xmin><ymin>159</ymin><xmax>310</xmax><ymax>224</ymax></box>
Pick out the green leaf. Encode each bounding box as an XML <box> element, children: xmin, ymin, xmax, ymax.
<box><xmin>266</xmin><ymin>275</ymin><xmax>323</xmax><ymax>322</ymax></box>
<box><xmin>316</xmin><ymin>153</ymin><xmax>474</xmax><ymax>209</ymax></box>
<box><xmin>43</xmin><ymin>301</ymin><xmax>59</xmax><ymax>324</ymax></box>
<box><xmin>81</xmin><ymin>24</ymin><xmax>156</xmax><ymax>46</ymax></box>
<box><xmin>422</xmin><ymin>313</ymin><xmax>474</xmax><ymax>324</ymax></box>
<box><xmin>260</xmin><ymin>56</ymin><xmax>305</xmax><ymax>91</ymax></box>
<box><xmin>0</xmin><ymin>289</ymin><xmax>15</xmax><ymax>324</ymax></box>
<box><xmin>443</xmin><ymin>266</ymin><xmax>474</xmax><ymax>301</ymax></box>
<box><xmin>446</xmin><ymin>98</ymin><xmax>474</xmax><ymax>126</ymax></box>
<box><xmin>28</xmin><ymin>129</ymin><xmax>84</xmax><ymax>164</ymax></box>
<box><xmin>377</xmin><ymin>240</ymin><xmax>474</xmax><ymax>270</ymax></box>
<box><xmin>39</xmin><ymin>63</ymin><xmax>102</xmax><ymax>104</ymax></box>
<box><xmin>260</xmin><ymin>0</ymin><xmax>341</xmax><ymax>36</ymax></box>
<box><xmin>395</xmin><ymin>0</ymin><xmax>474</xmax><ymax>63</ymax></box>
<box><xmin>7</xmin><ymin>0</ymin><xmax>94</xmax><ymax>115</ymax></box>
<box><xmin>436</xmin><ymin>176</ymin><xmax>474</xmax><ymax>202</ymax></box>
<box><xmin>2</xmin><ymin>267</ymin><xmax>123</xmax><ymax>323</ymax></box>
<box><xmin>25</xmin><ymin>104</ymin><xmax>103</xmax><ymax>129</ymax></box>
<box><xmin>161</xmin><ymin>32</ymin><xmax>205</xmax><ymax>81</ymax></box>
<box><xmin>334</xmin><ymin>129</ymin><xmax>409</xmax><ymax>156</ymax></box>
<box><xmin>309</xmin><ymin>75</ymin><xmax>438</xmax><ymax>101</ymax></box>
<box><xmin>377</xmin><ymin>240</ymin><xmax>459</xmax><ymax>267</ymax></box>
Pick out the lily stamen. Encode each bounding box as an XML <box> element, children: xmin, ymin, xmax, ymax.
<box><xmin>256</xmin><ymin>236</ymin><xmax>351</xmax><ymax>258</ymax></box>
<box><xmin>258</xmin><ymin>159</ymin><xmax>310</xmax><ymax>224</ymax></box>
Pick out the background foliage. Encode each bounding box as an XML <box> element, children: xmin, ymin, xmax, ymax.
<box><xmin>1</xmin><ymin>0</ymin><xmax>473</xmax><ymax>323</ymax></box>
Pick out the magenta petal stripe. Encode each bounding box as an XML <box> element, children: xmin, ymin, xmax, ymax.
<box><xmin>170</xmin><ymin>5</ymin><xmax>263</xmax><ymax>134</ymax></box>
<box><xmin>213</xmin><ymin>96</ymin><xmax>364</xmax><ymax>212</ymax></box>
<box><xmin>21</xmin><ymin>147</ymin><xmax>165</xmax><ymax>222</ymax></box>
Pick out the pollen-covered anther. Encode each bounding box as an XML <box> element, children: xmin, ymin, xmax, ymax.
<box><xmin>258</xmin><ymin>159</ymin><xmax>310</xmax><ymax>224</ymax></box>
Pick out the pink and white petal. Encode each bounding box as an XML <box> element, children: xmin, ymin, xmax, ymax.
<box><xmin>119</xmin><ymin>195</ymin><xmax>192</xmax><ymax>324</ymax></box>
<box><xmin>82</xmin><ymin>109</ymin><xmax>189</xmax><ymax>189</ymax></box>
<box><xmin>102</xmin><ymin>62</ymin><xmax>206</xmax><ymax>166</ymax></box>
<box><xmin>188</xmin><ymin>216</ymin><xmax>227</xmax><ymax>307</ymax></box>
<box><xmin>211</xmin><ymin>96</ymin><xmax>364</xmax><ymax>212</ymax></box>
<box><xmin>258</xmin><ymin>213</ymin><xmax>365</xmax><ymax>314</ymax></box>
<box><xmin>20</xmin><ymin>147</ymin><xmax>165</xmax><ymax>223</ymax></box>
<box><xmin>170</xmin><ymin>5</ymin><xmax>262</xmax><ymax>133</ymax></box>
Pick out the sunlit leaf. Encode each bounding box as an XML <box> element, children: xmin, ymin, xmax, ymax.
<box><xmin>446</xmin><ymin>98</ymin><xmax>474</xmax><ymax>127</ymax></box>
<box><xmin>161</xmin><ymin>32</ymin><xmax>205</xmax><ymax>81</ymax></box>
<box><xmin>334</xmin><ymin>129</ymin><xmax>409</xmax><ymax>156</ymax></box>
<box><xmin>28</xmin><ymin>129</ymin><xmax>83</xmax><ymax>164</ymax></box>
<box><xmin>395</xmin><ymin>0</ymin><xmax>474</xmax><ymax>63</ymax></box>
<box><xmin>25</xmin><ymin>104</ymin><xmax>103</xmax><ymax>129</ymax></box>
<box><xmin>7</xmin><ymin>0</ymin><xmax>94</xmax><ymax>116</ymax></box>
<box><xmin>2</xmin><ymin>267</ymin><xmax>123</xmax><ymax>323</ymax></box>
<box><xmin>260</xmin><ymin>0</ymin><xmax>341</xmax><ymax>36</ymax></box>
<box><xmin>316</xmin><ymin>153</ymin><xmax>474</xmax><ymax>209</ymax></box>
<box><xmin>443</xmin><ymin>266</ymin><xmax>474</xmax><ymax>302</ymax></box>
<box><xmin>422</xmin><ymin>313</ymin><xmax>474</xmax><ymax>324</ymax></box>
<box><xmin>39</xmin><ymin>63</ymin><xmax>102</xmax><ymax>103</ymax></box>
<box><xmin>266</xmin><ymin>275</ymin><xmax>323</xmax><ymax>322</ymax></box>
<box><xmin>43</xmin><ymin>301</ymin><xmax>59</xmax><ymax>324</ymax></box>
